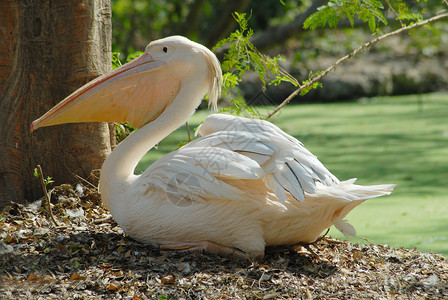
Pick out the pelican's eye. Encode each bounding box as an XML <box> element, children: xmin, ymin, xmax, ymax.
<box><xmin>162</xmin><ymin>47</ymin><xmax>168</xmax><ymax>53</ymax></box>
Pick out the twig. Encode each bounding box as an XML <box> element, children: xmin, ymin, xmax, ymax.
<box><xmin>36</xmin><ymin>165</ymin><xmax>59</xmax><ymax>227</ymax></box>
<box><xmin>316</xmin><ymin>228</ymin><xmax>331</xmax><ymax>241</ymax></box>
<box><xmin>185</xmin><ymin>122</ymin><xmax>192</xmax><ymax>142</ymax></box>
<box><xmin>75</xmin><ymin>174</ymin><xmax>98</xmax><ymax>190</ymax></box>
<box><xmin>93</xmin><ymin>216</ymin><xmax>113</xmax><ymax>224</ymax></box>
<box><xmin>384</xmin><ymin>0</ymin><xmax>403</xmax><ymax>27</ymax></box>
<box><xmin>264</xmin><ymin>12</ymin><xmax>448</xmax><ymax>120</ymax></box>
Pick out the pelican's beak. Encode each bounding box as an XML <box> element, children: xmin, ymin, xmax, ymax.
<box><xmin>31</xmin><ymin>52</ymin><xmax>180</xmax><ymax>131</ymax></box>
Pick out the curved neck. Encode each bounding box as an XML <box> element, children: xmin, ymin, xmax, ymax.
<box><xmin>101</xmin><ymin>83</ymin><xmax>207</xmax><ymax>183</ymax></box>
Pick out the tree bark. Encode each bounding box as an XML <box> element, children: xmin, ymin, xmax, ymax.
<box><xmin>0</xmin><ymin>0</ymin><xmax>112</xmax><ymax>208</ymax></box>
<box><xmin>178</xmin><ymin>0</ymin><xmax>205</xmax><ymax>38</ymax></box>
<box><xmin>203</xmin><ymin>0</ymin><xmax>251</xmax><ymax>48</ymax></box>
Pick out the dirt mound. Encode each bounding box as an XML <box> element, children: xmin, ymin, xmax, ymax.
<box><xmin>1</xmin><ymin>184</ymin><xmax>447</xmax><ymax>299</ymax></box>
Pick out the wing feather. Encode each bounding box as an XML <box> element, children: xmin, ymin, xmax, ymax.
<box><xmin>141</xmin><ymin>113</ymin><xmax>341</xmax><ymax>205</ymax></box>
<box><xmin>140</xmin><ymin>146</ymin><xmax>265</xmax><ymax>203</ymax></box>
<box><xmin>195</xmin><ymin>114</ymin><xmax>340</xmax><ymax>203</ymax></box>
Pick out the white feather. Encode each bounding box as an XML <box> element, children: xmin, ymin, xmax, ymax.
<box><xmin>334</xmin><ymin>219</ymin><xmax>357</xmax><ymax>237</ymax></box>
<box><xmin>34</xmin><ymin>36</ymin><xmax>396</xmax><ymax>256</ymax></box>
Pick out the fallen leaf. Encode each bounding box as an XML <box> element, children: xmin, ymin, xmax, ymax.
<box><xmin>73</xmin><ymin>261</ymin><xmax>80</xmax><ymax>269</ymax></box>
<box><xmin>5</xmin><ymin>234</ymin><xmax>13</xmax><ymax>243</ymax></box>
<box><xmin>161</xmin><ymin>275</ymin><xmax>176</xmax><ymax>285</ymax></box>
<box><xmin>125</xmin><ymin>249</ymin><xmax>132</xmax><ymax>258</ymax></box>
<box><xmin>112</xmin><ymin>270</ymin><xmax>124</xmax><ymax>277</ymax></box>
<box><xmin>27</xmin><ymin>273</ymin><xmax>37</xmax><ymax>281</ymax></box>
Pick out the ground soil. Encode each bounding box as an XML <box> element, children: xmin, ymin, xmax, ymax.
<box><xmin>1</xmin><ymin>184</ymin><xmax>447</xmax><ymax>299</ymax></box>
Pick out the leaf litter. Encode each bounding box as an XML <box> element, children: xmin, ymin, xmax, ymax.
<box><xmin>1</xmin><ymin>183</ymin><xmax>447</xmax><ymax>299</ymax></box>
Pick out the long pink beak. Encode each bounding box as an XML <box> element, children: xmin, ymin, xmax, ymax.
<box><xmin>31</xmin><ymin>52</ymin><xmax>179</xmax><ymax>131</ymax></box>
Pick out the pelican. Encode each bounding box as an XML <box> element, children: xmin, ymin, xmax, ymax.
<box><xmin>32</xmin><ymin>36</ymin><xmax>395</xmax><ymax>259</ymax></box>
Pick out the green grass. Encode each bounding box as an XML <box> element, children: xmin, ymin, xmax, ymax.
<box><xmin>138</xmin><ymin>93</ymin><xmax>448</xmax><ymax>256</ymax></box>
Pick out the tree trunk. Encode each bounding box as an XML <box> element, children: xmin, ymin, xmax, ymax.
<box><xmin>203</xmin><ymin>0</ymin><xmax>251</xmax><ymax>48</ymax></box>
<box><xmin>0</xmin><ymin>0</ymin><xmax>112</xmax><ymax>208</ymax></box>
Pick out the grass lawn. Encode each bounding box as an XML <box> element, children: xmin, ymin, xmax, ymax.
<box><xmin>137</xmin><ymin>92</ymin><xmax>448</xmax><ymax>256</ymax></box>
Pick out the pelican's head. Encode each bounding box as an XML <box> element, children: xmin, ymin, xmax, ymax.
<box><xmin>145</xmin><ymin>36</ymin><xmax>222</xmax><ymax>110</ymax></box>
<box><xmin>31</xmin><ymin>36</ymin><xmax>222</xmax><ymax>130</ymax></box>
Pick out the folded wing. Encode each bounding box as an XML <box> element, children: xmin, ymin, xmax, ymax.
<box><xmin>177</xmin><ymin>113</ymin><xmax>341</xmax><ymax>203</ymax></box>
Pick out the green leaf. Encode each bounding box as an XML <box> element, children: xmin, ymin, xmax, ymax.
<box><xmin>112</xmin><ymin>52</ymin><xmax>122</xmax><ymax>69</ymax></box>
<box><xmin>73</xmin><ymin>261</ymin><xmax>80</xmax><ymax>269</ymax></box>
<box><xmin>126</xmin><ymin>51</ymin><xmax>144</xmax><ymax>63</ymax></box>
<box><xmin>299</xmin><ymin>71</ymin><xmax>324</xmax><ymax>96</ymax></box>
<box><xmin>223</xmin><ymin>72</ymin><xmax>241</xmax><ymax>89</ymax></box>
<box><xmin>112</xmin><ymin>51</ymin><xmax>144</xmax><ymax>70</ymax></box>
<box><xmin>33</xmin><ymin>168</ymin><xmax>39</xmax><ymax>179</ymax></box>
<box><xmin>216</xmin><ymin>12</ymin><xmax>298</xmax><ymax>95</ymax></box>
<box><xmin>44</xmin><ymin>176</ymin><xmax>54</xmax><ymax>186</ymax></box>
<box><xmin>218</xmin><ymin>98</ymin><xmax>264</xmax><ymax>119</ymax></box>
<box><xmin>304</xmin><ymin>0</ymin><xmax>388</xmax><ymax>32</ymax></box>
<box><xmin>115</xmin><ymin>122</ymin><xmax>136</xmax><ymax>143</ymax></box>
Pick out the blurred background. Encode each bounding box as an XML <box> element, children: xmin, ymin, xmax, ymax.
<box><xmin>111</xmin><ymin>0</ymin><xmax>448</xmax><ymax>104</ymax></box>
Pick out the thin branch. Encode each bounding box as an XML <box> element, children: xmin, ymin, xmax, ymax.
<box><xmin>384</xmin><ymin>0</ymin><xmax>403</xmax><ymax>27</ymax></box>
<box><xmin>75</xmin><ymin>174</ymin><xmax>98</xmax><ymax>189</ymax></box>
<box><xmin>185</xmin><ymin>122</ymin><xmax>192</xmax><ymax>142</ymax></box>
<box><xmin>264</xmin><ymin>12</ymin><xmax>448</xmax><ymax>120</ymax></box>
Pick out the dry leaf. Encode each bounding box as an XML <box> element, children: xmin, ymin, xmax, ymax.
<box><xmin>124</xmin><ymin>249</ymin><xmax>132</xmax><ymax>258</ymax></box>
<box><xmin>27</xmin><ymin>274</ymin><xmax>37</xmax><ymax>281</ymax></box>
<box><xmin>112</xmin><ymin>270</ymin><xmax>124</xmax><ymax>278</ymax></box>
<box><xmin>161</xmin><ymin>275</ymin><xmax>176</xmax><ymax>285</ymax></box>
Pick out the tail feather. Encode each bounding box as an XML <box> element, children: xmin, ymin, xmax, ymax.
<box><xmin>312</xmin><ymin>178</ymin><xmax>396</xmax><ymax>237</ymax></box>
<box><xmin>314</xmin><ymin>178</ymin><xmax>396</xmax><ymax>201</ymax></box>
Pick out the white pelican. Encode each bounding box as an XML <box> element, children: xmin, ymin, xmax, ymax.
<box><xmin>32</xmin><ymin>36</ymin><xmax>395</xmax><ymax>259</ymax></box>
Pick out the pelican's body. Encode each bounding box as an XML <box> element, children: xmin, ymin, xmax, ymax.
<box><xmin>32</xmin><ymin>36</ymin><xmax>395</xmax><ymax>259</ymax></box>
